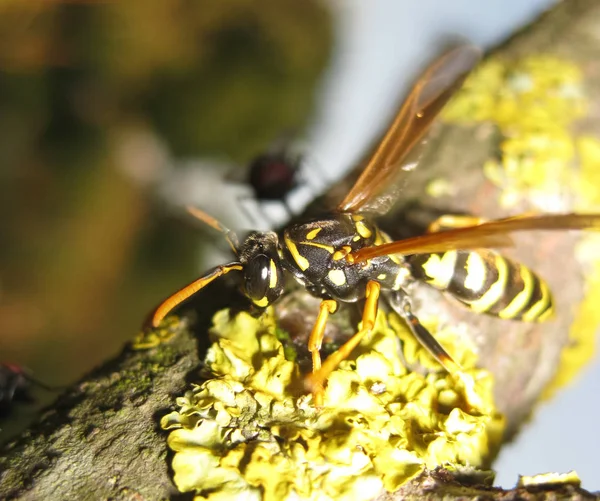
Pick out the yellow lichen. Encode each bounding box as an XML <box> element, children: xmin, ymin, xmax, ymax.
<box><xmin>443</xmin><ymin>54</ymin><xmax>586</xmax><ymax>211</ymax></box>
<box><xmin>543</xmin><ymin>234</ymin><xmax>600</xmax><ymax>399</ymax></box>
<box><xmin>538</xmin><ymin>137</ymin><xmax>600</xmax><ymax>397</ymax></box>
<box><xmin>444</xmin><ymin>53</ymin><xmax>600</xmax><ymax>397</ymax></box>
<box><xmin>162</xmin><ymin>308</ymin><xmax>503</xmax><ymax>501</ymax></box>
<box><xmin>575</xmin><ymin>136</ymin><xmax>600</xmax><ymax>208</ymax></box>
<box><xmin>517</xmin><ymin>470</ymin><xmax>581</xmax><ymax>488</ymax></box>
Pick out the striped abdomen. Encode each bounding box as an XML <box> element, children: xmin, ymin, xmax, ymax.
<box><xmin>408</xmin><ymin>250</ymin><xmax>553</xmax><ymax>321</ymax></box>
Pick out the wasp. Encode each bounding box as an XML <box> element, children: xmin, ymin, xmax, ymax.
<box><xmin>149</xmin><ymin>45</ymin><xmax>600</xmax><ymax>405</ymax></box>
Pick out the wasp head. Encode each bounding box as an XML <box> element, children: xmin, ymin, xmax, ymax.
<box><xmin>238</xmin><ymin>231</ymin><xmax>285</xmax><ymax>308</ymax></box>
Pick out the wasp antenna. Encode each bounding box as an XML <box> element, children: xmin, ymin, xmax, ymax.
<box><xmin>186</xmin><ymin>206</ymin><xmax>240</xmax><ymax>254</ymax></box>
<box><xmin>150</xmin><ymin>262</ymin><xmax>243</xmax><ymax>328</ymax></box>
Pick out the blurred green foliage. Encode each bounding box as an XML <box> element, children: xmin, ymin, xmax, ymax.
<box><xmin>0</xmin><ymin>0</ymin><xmax>332</xmax><ymax>423</ymax></box>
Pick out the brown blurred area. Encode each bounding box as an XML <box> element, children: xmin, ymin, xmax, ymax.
<box><xmin>0</xmin><ymin>0</ymin><xmax>332</xmax><ymax>414</ymax></box>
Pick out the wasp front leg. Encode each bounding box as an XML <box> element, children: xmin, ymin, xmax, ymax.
<box><xmin>306</xmin><ymin>281</ymin><xmax>381</xmax><ymax>406</ymax></box>
<box><xmin>306</xmin><ymin>298</ymin><xmax>339</xmax><ymax>407</ymax></box>
<box><xmin>307</xmin><ymin>299</ymin><xmax>338</xmax><ymax>373</ymax></box>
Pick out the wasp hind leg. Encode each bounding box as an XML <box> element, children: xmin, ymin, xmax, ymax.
<box><xmin>426</xmin><ymin>212</ymin><xmax>541</xmax><ymax>233</ymax></box>
<box><xmin>426</xmin><ymin>214</ymin><xmax>486</xmax><ymax>234</ymax></box>
<box><xmin>305</xmin><ymin>281</ymin><xmax>381</xmax><ymax>406</ymax></box>
<box><xmin>388</xmin><ymin>291</ymin><xmax>484</xmax><ymax>412</ymax></box>
<box><xmin>388</xmin><ymin>291</ymin><xmax>461</xmax><ymax>373</ymax></box>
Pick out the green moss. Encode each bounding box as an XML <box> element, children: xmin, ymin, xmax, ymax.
<box><xmin>140</xmin><ymin>1</ymin><xmax>333</xmax><ymax>159</ymax></box>
<box><xmin>132</xmin><ymin>315</ymin><xmax>184</xmax><ymax>350</ymax></box>
<box><xmin>162</xmin><ymin>308</ymin><xmax>503</xmax><ymax>500</ymax></box>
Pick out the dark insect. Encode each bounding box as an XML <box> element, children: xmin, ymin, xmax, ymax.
<box><xmin>0</xmin><ymin>363</ymin><xmax>54</xmax><ymax>417</ymax></box>
<box><xmin>247</xmin><ymin>150</ymin><xmax>303</xmax><ymax>207</ymax></box>
<box><xmin>148</xmin><ymin>45</ymin><xmax>600</xmax><ymax>405</ymax></box>
<box><xmin>229</xmin><ymin>147</ymin><xmax>308</xmax><ymax>223</ymax></box>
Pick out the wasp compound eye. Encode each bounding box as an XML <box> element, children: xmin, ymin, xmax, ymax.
<box><xmin>244</xmin><ymin>254</ymin><xmax>284</xmax><ymax>308</ymax></box>
<box><xmin>244</xmin><ymin>254</ymin><xmax>269</xmax><ymax>300</ymax></box>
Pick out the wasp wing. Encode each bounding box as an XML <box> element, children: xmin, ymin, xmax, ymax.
<box><xmin>337</xmin><ymin>45</ymin><xmax>481</xmax><ymax>215</ymax></box>
<box><xmin>351</xmin><ymin>214</ymin><xmax>600</xmax><ymax>262</ymax></box>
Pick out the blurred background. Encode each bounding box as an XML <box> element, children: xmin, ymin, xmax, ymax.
<box><xmin>1</xmin><ymin>0</ymin><xmax>597</xmax><ymax>490</ymax></box>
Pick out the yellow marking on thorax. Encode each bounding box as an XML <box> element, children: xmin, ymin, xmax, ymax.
<box><xmin>466</xmin><ymin>254</ymin><xmax>508</xmax><ymax>313</ymax></box>
<box><xmin>389</xmin><ymin>255</ymin><xmax>402</xmax><ymax>265</ymax></box>
<box><xmin>522</xmin><ymin>279</ymin><xmax>552</xmax><ymax>321</ymax></box>
<box><xmin>301</xmin><ymin>241</ymin><xmax>335</xmax><ymax>253</ymax></box>
<box><xmin>374</xmin><ymin>230</ymin><xmax>388</xmax><ymax>246</ymax></box>
<box><xmin>306</xmin><ymin>227</ymin><xmax>322</xmax><ymax>240</ymax></box>
<box><xmin>333</xmin><ymin>246</ymin><xmax>352</xmax><ymax>261</ymax></box>
<box><xmin>464</xmin><ymin>252</ymin><xmax>487</xmax><ymax>293</ymax></box>
<box><xmin>421</xmin><ymin>251</ymin><xmax>457</xmax><ymax>289</ymax></box>
<box><xmin>328</xmin><ymin>269</ymin><xmax>346</xmax><ymax>286</ymax></box>
<box><xmin>377</xmin><ymin>273</ymin><xmax>387</xmax><ymax>280</ymax></box>
<box><xmin>269</xmin><ymin>259</ymin><xmax>278</xmax><ymax>289</ymax></box>
<box><xmin>375</xmin><ymin>229</ymin><xmax>403</xmax><ymax>264</ymax></box>
<box><xmin>355</xmin><ymin>221</ymin><xmax>372</xmax><ymax>239</ymax></box>
<box><xmin>284</xmin><ymin>235</ymin><xmax>309</xmax><ymax>271</ymax></box>
<box><xmin>498</xmin><ymin>264</ymin><xmax>534</xmax><ymax>319</ymax></box>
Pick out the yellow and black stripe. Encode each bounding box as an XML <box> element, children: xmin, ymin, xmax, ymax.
<box><xmin>408</xmin><ymin>250</ymin><xmax>553</xmax><ymax>321</ymax></box>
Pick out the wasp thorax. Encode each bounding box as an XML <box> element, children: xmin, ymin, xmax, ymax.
<box><xmin>239</xmin><ymin>231</ymin><xmax>285</xmax><ymax>308</ymax></box>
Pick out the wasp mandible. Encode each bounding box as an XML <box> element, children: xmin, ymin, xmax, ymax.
<box><xmin>149</xmin><ymin>45</ymin><xmax>600</xmax><ymax>405</ymax></box>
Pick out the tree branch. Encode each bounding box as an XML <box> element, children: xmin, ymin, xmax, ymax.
<box><xmin>3</xmin><ymin>0</ymin><xmax>600</xmax><ymax>499</ymax></box>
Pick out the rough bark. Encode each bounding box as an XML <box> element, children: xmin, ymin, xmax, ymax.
<box><xmin>2</xmin><ymin>0</ymin><xmax>600</xmax><ymax>500</ymax></box>
<box><xmin>0</xmin><ymin>317</ymin><xmax>197</xmax><ymax>501</ymax></box>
